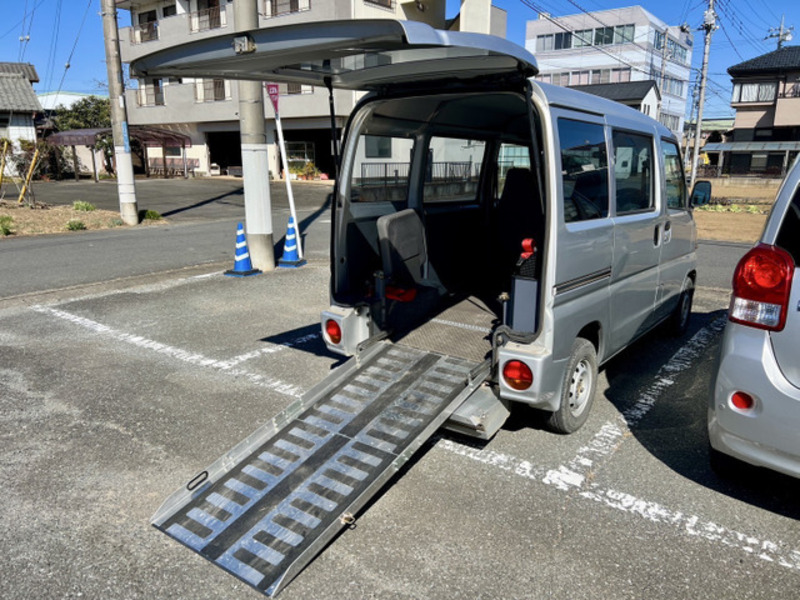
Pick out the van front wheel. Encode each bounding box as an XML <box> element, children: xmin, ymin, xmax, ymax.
<box><xmin>547</xmin><ymin>338</ymin><xmax>598</xmax><ymax>434</ymax></box>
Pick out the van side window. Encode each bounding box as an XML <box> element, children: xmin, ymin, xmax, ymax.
<box><xmin>350</xmin><ymin>134</ymin><xmax>414</xmax><ymax>203</ymax></box>
<box><xmin>423</xmin><ymin>137</ymin><xmax>485</xmax><ymax>203</ymax></box>
<box><xmin>662</xmin><ymin>140</ymin><xmax>688</xmax><ymax>210</ymax></box>
<box><xmin>613</xmin><ymin>130</ymin><xmax>654</xmax><ymax>214</ymax></box>
<box><xmin>558</xmin><ymin>118</ymin><xmax>609</xmax><ymax>223</ymax></box>
<box><xmin>497</xmin><ymin>143</ymin><xmax>531</xmax><ymax>197</ymax></box>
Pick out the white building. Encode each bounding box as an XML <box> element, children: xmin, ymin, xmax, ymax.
<box><xmin>116</xmin><ymin>0</ymin><xmax>507</xmax><ymax>178</ymax></box>
<box><xmin>525</xmin><ymin>6</ymin><xmax>692</xmax><ymax>137</ymax></box>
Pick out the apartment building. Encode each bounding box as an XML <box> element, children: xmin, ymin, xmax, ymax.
<box><xmin>702</xmin><ymin>46</ymin><xmax>800</xmax><ymax>176</ymax></box>
<box><xmin>115</xmin><ymin>0</ymin><xmax>507</xmax><ymax>177</ymax></box>
<box><xmin>525</xmin><ymin>6</ymin><xmax>692</xmax><ymax>138</ymax></box>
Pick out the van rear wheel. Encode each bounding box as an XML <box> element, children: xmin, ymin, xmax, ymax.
<box><xmin>547</xmin><ymin>338</ymin><xmax>597</xmax><ymax>434</ymax></box>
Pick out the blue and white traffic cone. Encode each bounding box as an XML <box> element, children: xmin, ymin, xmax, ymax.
<box><xmin>278</xmin><ymin>216</ymin><xmax>306</xmax><ymax>268</ymax></box>
<box><xmin>224</xmin><ymin>222</ymin><xmax>261</xmax><ymax>277</ymax></box>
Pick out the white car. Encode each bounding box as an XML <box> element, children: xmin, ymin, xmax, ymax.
<box><xmin>709</xmin><ymin>158</ymin><xmax>800</xmax><ymax>478</ymax></box>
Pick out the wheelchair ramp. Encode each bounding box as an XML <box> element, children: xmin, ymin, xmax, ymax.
<box><xmin>152</xmin><ymin>342</ymin><xmax>487</xmax><ymax>597</ymax></box>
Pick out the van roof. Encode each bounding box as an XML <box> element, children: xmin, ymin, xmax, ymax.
<box><xmin>531</xmin><ymin>80</ymin><xmax>675</xmax><ymax>140</ymax></box>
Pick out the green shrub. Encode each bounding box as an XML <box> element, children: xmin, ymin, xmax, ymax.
<box><xmin>66</xmin><ymin>219</ymin><xmax>86</xmax><ymax>231</ymax></box>
<box><xmin>729</xmin><ymin>204</ymin><xmax>743</xmax><ymax>213</ymax></box>
<box><xmin>73</xmin><ymin>200</ymin><xmax>96</xmax><ymax>212</ymax></box>
<box><xmin>109</xmin><ymin>218</ymin><xmax>124</xmax><ymax>227</ymax></box>
<box><xmin>0</xmin><ymin>215</ymin><xmax>13</xmax><ymax>236</ymax></box>
<box><xmin>142</xmin><ymin>209</ymin><xmax>162</xmax><ymax>221</ymax></box>
<box><xmin>746</xmin><ymin>205</ymin><xmax>761</xmax><ymax>214</ymax></box>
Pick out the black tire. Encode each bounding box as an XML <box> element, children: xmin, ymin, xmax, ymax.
<box><xmin>547</xmin><ymin>338</ymin><xmax>598</xmax><ymax>434</ymax></box>
<box><xmin>669</xmin><ymin>278</ymin><xmax>694</xmax><ymax>337</ymax></box>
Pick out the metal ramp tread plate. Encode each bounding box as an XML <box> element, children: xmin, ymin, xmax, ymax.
<box><xmin>152</xmin><ymin>342</ymin><xmax>484</xmax><ymax>597</ymax></box>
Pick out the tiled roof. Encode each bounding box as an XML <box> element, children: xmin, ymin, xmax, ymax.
<box><xmin>0</xmin><ymin>73</ymin><xmax>43</xmax><ymax>112</ymax></box>
<box><xmin>0</xmin><ymin>62</ymin><xmax>39</xmax><ymax>83</ymax></box>
<box><xmin>728</xmin><ymin>46</ymin><xmax>800</xmax><ymax>76</ymax></box>
<box><xmin>568</xmin><ymin>80</ymin><xmax>660</xmax><ymax>102</ymax></box>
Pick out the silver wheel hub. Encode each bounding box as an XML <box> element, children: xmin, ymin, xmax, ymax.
<box><xmin>568</xmin><ymin>359</ymin><xmax>592</xmax><ymax>417</ymax></box>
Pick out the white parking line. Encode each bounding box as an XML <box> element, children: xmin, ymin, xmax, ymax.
<box><xmin>545</xmin><ymin>318</ymin><xmax>727</xmax><ymax>491</ymax></box>
<box><xmin>31</xmin><ymin>305</ymin><xmax>310</xmax><ymax>398</ymax></box>
<box><xmin>437</xmin><ymin>437</ymin><xmax>800</xmax><ymax>572</ymax></box>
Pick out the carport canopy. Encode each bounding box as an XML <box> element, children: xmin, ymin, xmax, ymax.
<box><xmin>47</xmin><ymin>126</ymin><xmax>191</xmax><ymax>148</ymax></box>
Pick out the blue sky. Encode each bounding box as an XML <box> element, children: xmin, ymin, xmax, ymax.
<box><xmin>1</xmin><ymin>0</ymin><xmax>798</xmax><ymax>118</ymax></box>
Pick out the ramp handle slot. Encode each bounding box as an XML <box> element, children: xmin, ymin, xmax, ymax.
<box><xmin>186</xmin><ymin>470</ymin><xmax>209</xmax><ymax>491</ymax></box>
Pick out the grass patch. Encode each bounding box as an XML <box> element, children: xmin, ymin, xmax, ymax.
<box><xmin>141</xmin><ymin>209</ymin><xmax>162</xmax><ymax>221</ymax></box>
<box><xmin>72</xmin><ymin>200</ymin><xmax>96</xmax><ymax>212</ymax></box>
<box><xmin>0</xmin><ymin>215</ymin><xmax>13</xmax><ymax>236</ymax></box>
<box><xmin>66</xmin><ymin>219</ymin><xmax>87</xmax><ymax>231</ymax></box>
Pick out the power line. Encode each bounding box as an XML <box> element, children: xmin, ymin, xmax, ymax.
<box><xmin>54</xmin><ymin>0</ymin><xmax>94</xmax><ymax>99</ymax></box>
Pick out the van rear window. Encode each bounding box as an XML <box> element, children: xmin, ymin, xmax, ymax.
<box><xmin>350</xmin><ymin>134</ymin><xmax>415</xmax><ymax>203</ymax></box>
<box><xmin>613</xmin><ymin>130</ymin><xmax>654</xmax><ymax>214</ymax></box>
<box><xmin>558</xmin><ymin>118</ymin><xmax>609</xmax><ymax>222</ymax></box>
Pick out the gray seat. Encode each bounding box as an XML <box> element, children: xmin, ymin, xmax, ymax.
<box><xmin>376</xmin><ymin>208</ymin><xmax>429</xmax><ymax>289</ymax></box>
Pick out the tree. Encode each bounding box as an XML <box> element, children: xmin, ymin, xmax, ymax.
<box><xmin>52</xmin><ymin>96</ymin><xmax>115</xmax><ymax>174</ymax></box>
<box><xmin>52</xmin><ymin>96</ymin><xmax>111</xmax><ymax>131</ymax></box>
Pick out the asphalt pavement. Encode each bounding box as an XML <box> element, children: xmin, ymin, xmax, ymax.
<box><xmin>1</xmin><ymin>179</ymin><xmax>796</xmax><ymax>600</ymax></box>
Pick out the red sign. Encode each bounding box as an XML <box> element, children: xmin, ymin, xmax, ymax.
<box><xmin>266</xmin><ymin>83</ymin><xmax>280</xmax><ymax>113</ymax></box>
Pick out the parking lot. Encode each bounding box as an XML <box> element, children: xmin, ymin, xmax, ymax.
<box><xmin>1</xmin><ymin>181</ymin><xmax>799</xmax><ymax>599</ymax></box>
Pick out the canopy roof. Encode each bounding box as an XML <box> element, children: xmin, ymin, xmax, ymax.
<box><xmin>47</xmin><ymin>126</ymin><xmax>191</xmax><ymax>148</ymax></box>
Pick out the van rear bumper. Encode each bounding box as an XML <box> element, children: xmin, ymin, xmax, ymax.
<box><xmin>498</xmin><ymin>341</ymin><xmax>567</xmax><ymax>411</ymax></box>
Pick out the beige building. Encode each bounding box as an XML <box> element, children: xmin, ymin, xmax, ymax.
<box><xmin>703</xmin><ymin>46</ymin><xmax>800</xmax><ymax>176</ymax></box>
<box><xmin>115</xmin><ymin>0</ymin><xmax>507</xmax><ymax>177</ymax></box>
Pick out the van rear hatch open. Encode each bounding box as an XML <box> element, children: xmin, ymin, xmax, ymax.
<box><xmin>131</xmin><ymin>19</ymin><xmax>538</xmax><ymax>90</ymax></box>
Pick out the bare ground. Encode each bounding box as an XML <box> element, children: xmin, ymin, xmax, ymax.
<box><xmin>0</xmin><ymin>200</ymin><xmax>165</xmax><ymax>237</ymax></box>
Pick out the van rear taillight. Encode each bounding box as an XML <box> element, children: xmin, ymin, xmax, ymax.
<box><xmin>730</xmin><ymin>243</ymin><xmax>795</xmax><ymax>331</ymax></box>
<box><xmin>325</xmin><ymin>319</ymin><xmax>342</xmax><ymax>345</ymax></box>
<box><xmin>502</xmin><ymin>360</ymin><xmax>533</xmax><ymax>391</ymax></box>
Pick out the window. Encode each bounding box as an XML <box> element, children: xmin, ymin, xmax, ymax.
<box><xmin>351</xmin><ymin>134</ymin><xmax>414</xmax><ymax>203</ymax></box>
<box><xmin>162</xmin><ymin>4</ymin><xmax>177</xmax><ymax>17</ymax></box>
<box><xmin>139</xmin><ymin>78</ymin><xmax>164</xmax><ymax>106</ymax></box>
<box><xmin>613</xmin><ymin>130</ymin><xmax>654</xmax><ymax>214</ymax></box>
<box><xmin>558</xmin><ymin>118</ymin><xmax>609</xmax><ymax>222</ymax></box>
<box><xmin>733</xmin><ymin>82</ymin><xmax>777</xmax><ymax>103</ymax></box>
<box><xmin>574</xmin><ymin>29</ymin><xmax>592</xmax><ymax>47</ymax></box>
<box><xmin>662</xmin><ymin>141</ymin><xmax>687</xmax><ymax>210</ymax></box>
<box><xmin>775</xmin><ymin>186</ymin><xmax>800</xmax><ymax>264</ymax></box>
<box><xmin>424</xmin><ymin>137</ymin><xmax>486</xmax><ymax>203</ymax></box>
<box><xmin>555</xmin><ymin>32</ymin><xmax>572</xmax><ymax>49</ymax></box>
<box><xmin>662</xmin><ymin>76</ymin><xmax>684</xmax><ymax>97</ymax></box>
<box><xmin>266</xmin><ymin>0</ymin><xmax>310</xmax><ymax>18</ymax></box>
<box><xmin>614</xmin><ymin>24</ymin><xmax>635</xmax><ymax>44</ymax></box>
<box><xmin>594</xmin><ymin>27</ymin><xmax>614</xmax><ymax>46</ymax></box>
<box><xmin>364</xmin><ymin>135</ymin><xmax>392</xmax><ymax>158</ymax></box>
<box><xmin>536</xmin><ymin>34</ymin><xmax>554</xmax><ymax>52</ymax></box>
<box><xmin>364</xmin><ymin>0</ymin><xmax>394</xmax><ymax>7</ymax></box>
<box><xmin>0</xmin><ymin>112</ymin><xmax>10</xmax><ymax>137</ymax></box>
<box><xmin>658</xmin><ymin>113</ymin><xmax>681</xmax><ymax>132</ymax></box>
<box><xmin>611</xmin><ymin>68</ymin><xmax>631</xmax><ymax>83</ymax></box>
<box><xmin>196</xmin><ymin>78</ymin><xmax>228</xmax><ymax>102</ymax></box>
<box><xmin>497</xmin><ymin>144</ymin><xmax>531</xmax><ymax>197</ymax></box>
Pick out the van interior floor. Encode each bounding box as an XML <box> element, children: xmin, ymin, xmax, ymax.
<box><xmin>391</xmin><ymin>295</ymin><xmax>499</xmax><ymax>363</ymax></box>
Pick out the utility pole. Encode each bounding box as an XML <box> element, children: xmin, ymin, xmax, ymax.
<box><xmin>234</xmin><ymin>0</ymin><xmax>275</xmax><ymax>271</ymax></box>
<box><xmin>766</xmin><ymin>15</ymin><xmax>794</xmax><ymax>50</ymax></box>
<box><xmin>690</xmin><ymin>0</ymin><xmax>717</xmax><ymax>191</ymax></box>
<box><xmin>100</xmin><ymin>0</ymin><xmax>138</xmax><ymax>225</ymax></box>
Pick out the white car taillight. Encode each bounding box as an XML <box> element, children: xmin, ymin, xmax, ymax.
<box><xmin>729</xmin><ymin>243</ymin><xmax>795</xmax><ymax>331</ymax></box>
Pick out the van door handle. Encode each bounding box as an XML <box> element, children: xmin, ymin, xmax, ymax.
<box><xmin>664</xmin><ymin>220</ymin><xmax>672</xmax><ymax>243</ymax></box>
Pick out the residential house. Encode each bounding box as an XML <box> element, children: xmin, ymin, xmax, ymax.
<box><xmin>0</xmin><ymin>62</ymin><xmax>42</xmax><ymax>160</ymax></box>
<box><xmin>702</xmin><ymin>46</ymin><xmax>800</xmax><ymax>177</ymax></box>
<box><xmin>568</xmin><ymin>79</ymin><xmax>661</xmax><ymax>118</ymax></box>
<box><xmin>115</xmin><ymin>0</ymin><xmax>507</xmax><ymax>178</ymax></box>
<box><xmin>525</xmin><ymin>6</ymin><xmax>692</xmax><ymax>138</ymax></box>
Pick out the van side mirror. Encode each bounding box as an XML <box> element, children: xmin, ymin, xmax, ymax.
<box><xmin>690</xmin><ymin>180</ymin><xmax>712</xmax><ymax>206</ymax></box>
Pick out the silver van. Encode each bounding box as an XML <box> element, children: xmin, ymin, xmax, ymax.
<box><xmin>135</xmin><ymin>20</ymin><xmax>698</xmax><ymax>435</ymax></box>
<box><xmin>135</xmin><ymin>20</ymin><xmax>703</xmax><ymax>596</ymax></box>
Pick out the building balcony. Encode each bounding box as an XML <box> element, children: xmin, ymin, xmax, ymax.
<box><xmin>119</xmin><ymin>7</ymin><xmax>231</xmax><ymax>63</ymax></box>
